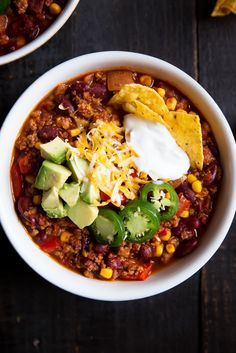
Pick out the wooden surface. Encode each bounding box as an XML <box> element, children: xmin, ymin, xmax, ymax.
<box><xmin>0</xmin><ymin>0</ymin><xmax>235</xmax><ymax>352</ymax></box>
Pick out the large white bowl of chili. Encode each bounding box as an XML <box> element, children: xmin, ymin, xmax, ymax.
<box><xmin>0</xmin><ymin>51</ymin><xmax>235</xmax><ymax>301</ymax></box>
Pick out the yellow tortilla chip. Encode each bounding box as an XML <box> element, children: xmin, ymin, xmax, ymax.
<box><xmin>163</xmin><ymin>112</ymin><xmax>203</xmax><ymax>170</ymax></box>
<box><xmin>122</xmin><ymin>100</ymin><xmax>169</xmax><ymax>127</ymax></box>
<box><xmin>109</xmin><ymin>83</ymin><xmax>169</xmax><ymax>116</ymax></box>
<box><xmin>211</xmin><ymin>0</ymin><xmax>236</xmax><ymax>16</ymax></box>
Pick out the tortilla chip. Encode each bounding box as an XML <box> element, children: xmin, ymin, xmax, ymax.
<box><xmin>211</xmin><ymin>0</ymin><xmax>236</xmax><ymax>16</ymax></box>
<box><xmin>163</xmin><ymin>112</ymin><xmax>203</xmax><ymax>170</ymax></box>
<box><xmin>122</xmin><ymin>100</ymin><xmax>169</xmax><ymax>127</ymax></box>
<box><xmin>109</xmin><ymin>83</ymin><xmax>169</xmax><ymax>116</ymax></box>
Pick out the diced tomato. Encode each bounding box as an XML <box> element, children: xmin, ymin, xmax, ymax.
<box><xmin>122</xmin><ymin>262</ymin><xmax>153</xmax><ymax>281</ymax></box>
<box><xmin>40</xmin><ymin>237</ymin><xmax>61</xmax><ymax>253</ymax></box>
<box><xmin>138</xmin><ymin>262</ymin><xmax>153</xmax><ymax>280</ymax></box>
<box><xmin>11</xmin><ymin>163</ymin><xmax>23</xmax><ymax>199</ymax></box>
<box><xmin>100</xmin><ymin>191</ymin><xmax>110</xmax><ymax>202</ymax></box>
<box><xmin>176</xmin><ymin>192</ymin><xmax>191</xmax><ymax>217</ymax></box>
<box><xmin>18</xmin><ymin>154</ymin><xmax>34</xmax><ymax>175</ymax></box>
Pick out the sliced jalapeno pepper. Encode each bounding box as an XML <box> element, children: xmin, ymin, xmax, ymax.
<box><xmin>90</xmin><ymin>208</ymin><xmax>124</xmax><ymax>247</ymax></box>
<box><xmin>0</xmin><ymin>0</ymin><xmax>10</xmax><ymax>13</ymax></box>
<box><xmin>140</xmin><ymin>182</ymin><xmax>179</xmax><ymax>221</ymax></box>
<box><xmin>120</xmin><ymin>200</ymin><xmax>160</xmax><ymax>244</ymax></box>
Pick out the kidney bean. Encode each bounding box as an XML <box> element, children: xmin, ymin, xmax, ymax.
<box><xmin>17</xmin><ymin>196</ymin><xmax>36</xmax><ymax>226</ymax></box>
<box><xmin>172</xmin><ymin>219</ymin><xmax>197</xmax><ymax>240</ymax></box>
<box><xmin>176</xmin><ymin>237</ymin><xmax>199</xmax><ymax>257</ymax></box>
<box><xmin>37</xmin><ymin>126</ymin><xmax>59</xmax><ymax>142</ymax></box>
<box><xmin>177</xmin><ymin>182</ymin><xmax>196</xmax><ymax>202</ymax></box>
<box><xmin>172</xmin><ymin>221</ymin><xmax>186</xmax><ymax>237</ymax></box>
<box><xmin>70</xmin><ymin>82</ymin><xmax>90</xmax><ymax>95</ymax></box>
<box><xmin>94</xmin><ymin>244</ymin><xmax>110</xmax><ymax>254</ymax></box>
<box><xmin>34</xmin><ymin>231</ymin><xmax>48</xmax><ymax>245</ymax></box>
<box><xmin>55</xmin><ymin>95</ymin><xmax>75</xmax><ymax>113</ymax></box>
<box><xmin>107</xmin><ymin>256</ymin><xmax>123</xmax><ymax>270</ymax></box>
<box><xmin>202</xmin><ymin>163</ymin><xmax>218</xmax><ymax>186</ymax></box>
<box><xmin>140</xmin><ymin>244</ymin><xmax>152</xmax><ymax>260</ymax></box>
<box><xmin>89</xmin><ymin>83</ymin><xmax>110</xmax><ymax>101</ymax></box>
<box><xmin>186</xmin><ymin>215</ymin><xmax>201</xmax><ymax>229</ymax></box>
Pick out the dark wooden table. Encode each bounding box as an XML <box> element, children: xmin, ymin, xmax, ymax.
<box><xmin>0</xmin><ymin>1</ymin><xmax>236</xmax><ymax>352</ymax></box>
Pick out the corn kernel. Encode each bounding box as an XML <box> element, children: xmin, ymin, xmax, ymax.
<box><xmin>139</xmin><ymin>75</ymin><xmax>153</xmax><ymax>87</ymax></box>
<box><xmin>162</xmin><ymin>178</ymin><xmax>170</xmax><ymax>182</ymax></box>
<box><xmin>69</xmin><ymin>128</ymin><xmax>81</xmax><ymax>137</ymax></box>
<box><xmin>192</xmin><ymin>180</ymin><xmax>202</xmax><ymax>193</ymax></box>
<box><xmin>33</xmin><ymin>195</ymin><xmax>42</xmax><ymax>205</ymax></box>
<box><xmin>35</xmin><ymin>142</ymin><xmax>41</xmax><ymax>150</ymax></box>
<box><xmin>180</xmin><ymin>210</ymin><xmax>189</xmax><ymax>218</ymax></box>
<box><xmin>189</xmin><ymin>111</ymin><xmax>197</xmax><ymax>115</ymax></box>
<box><xmin>187</xmin><ymin>174</ymin><xmax>197</xmax><ymax>184</ymax></box>
<box><xmin>25</xmin><ymin>175</ymin><xmax>35</xmax><ymax>184</ymax></box>
<box><xmin>49</xmin><ymin>3</ymin><xmax>62</xmax><ymax>15</ymax></box>
<box><xmin>166</xmin><ymin>97</ymin><xmax>177</xmax><ymax>111</ymax></box>
<box><xmin>60</xmin><ymin>231</ymin><xmax>72</xmax><ymax>243</ymax></box>
<box><xmin>154</xmin><ymin>243</ymin><xmax>164</xmax><ymax>257</ymax></box>
<box><xmin>160</xmin><ymin>229</ymin><xmax>171</xmax><ymax>241</ymax></box>
<box><xmin>166</xmin><ymin>243</ymin><xmax>175</xmax><ymax>254</ymax></box>
<box><xmin>16</xmin><ymin>36</ymin><xmax>26</xmax><ymax>48</ymax></box>
<box><xmin>166</xmin><ymin>192</ymin><xmax>170</xmax><ymax>199</ymax></box>
<box><xmin>156</xmin><ymin>87</ymin><xmax>166</xmax><ymax>97</ymax></box>
<box><xmin>100</xmin><ymin>267</ymin><xmax>113</xmax><ymax>279</ymax></box>
<box><xmin>176</xmin><ymin>108</ymin><xmax>187</xmax><ymax>113</ymax></box>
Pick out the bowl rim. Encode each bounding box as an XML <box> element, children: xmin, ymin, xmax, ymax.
<box><xmin>0</xmin><ymin>51</ymin><xmax>235</xmax><ymax>301</ymax></box>
<box><xmin>0</xmin><ymin>0</ymin><xmax>80</xmax><ymax>66</ymax></box>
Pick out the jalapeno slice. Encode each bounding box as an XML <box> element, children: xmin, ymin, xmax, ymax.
<box><xmin>120</xmin><ymin>200</ymin><xmax>160</xmax><ymax>244</ymax></box>
<box><xmin>90</xmin><ymin>208</ymin><xmax>124</xmax><ymax>247</ymax></box>
<box><xmin>0</xmin><ymin>0</ymin><xmax>10</xmax><ymax>13</ymax></box>
<box><xmin>140</xmin><ymin>182</ymin><xmax>179</xmax><ymax>221</ymax></box>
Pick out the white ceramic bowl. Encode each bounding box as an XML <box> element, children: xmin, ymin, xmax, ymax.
<box><xmin>0</xmin><ymin>0</ymin><xmax>79</xmax><ymax>66</ymax></box>
<box><xmin>0</xmin><ymin>51</ymin><xmax>235</xmax><ymax>301</ymax></box>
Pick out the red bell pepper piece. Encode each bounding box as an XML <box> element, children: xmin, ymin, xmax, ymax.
<box><xmin>11</xmin><ymin>163</ymin><xmax>23</xmax><ymax>199</ymax></box>
<box><xmin>176</xmin><ymin>192</ymin><xmax>190</xmax><ymax>217</ymax></box>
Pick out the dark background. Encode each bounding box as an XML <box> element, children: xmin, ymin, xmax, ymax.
<box><xmin>0</xmin><ymin>0</ymin><xmax>236</xmax><ymax>352</ymax></box>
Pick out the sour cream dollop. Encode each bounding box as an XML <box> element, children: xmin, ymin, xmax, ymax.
<box><xmin>124</xmin><ymin>114</ymin><xmax>190</xmax><ymax>180</ymax></box>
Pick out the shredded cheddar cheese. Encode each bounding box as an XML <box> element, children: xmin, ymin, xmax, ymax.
<box><xmin>74</xmin><ymin>120</ymin><xmax>149</xmax><ymax>206</ymax></box>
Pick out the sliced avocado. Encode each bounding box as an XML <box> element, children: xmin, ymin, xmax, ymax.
<box><xmin>59</xmin><ymin>182</ymin><xmax>80</xmax><ymax>207</ymax></box>
<box><xmin>66</xmin><ymin>200</ymin><xmax>98</xmax><ymax>229</ymax></box>
<box><xmin>67</xmin><ymin>155</ymin><xmax>89</xmax><ymax>182</ymax></box>
<box><xmin>80</xmin><ymin>181</ymin><xmax>100</xmax><ymax>204</ymax></box>
<box><xmin>35</xmin><ymin>160</ymin><xmax>71</xmax><ymax>190</ymax></box>
<box><xmin>41</xmin><ymin>186</ymin><xmax>67</xmax><ymax>218</ymax></box>
<box><xmin>40</xmin><ymin>137</ymin><xmax>68</xmax><ymax>164</ymax></box>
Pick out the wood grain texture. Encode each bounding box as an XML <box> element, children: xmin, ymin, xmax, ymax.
<box><xmin>0</xmin><ymin>0</ymin><xmax>235</xmax><ymax>352</ymax></box>
<box><xmin>198</xmin><ymin>1</ymin><xmax>236</xmax><ymax>352</ymax></box>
